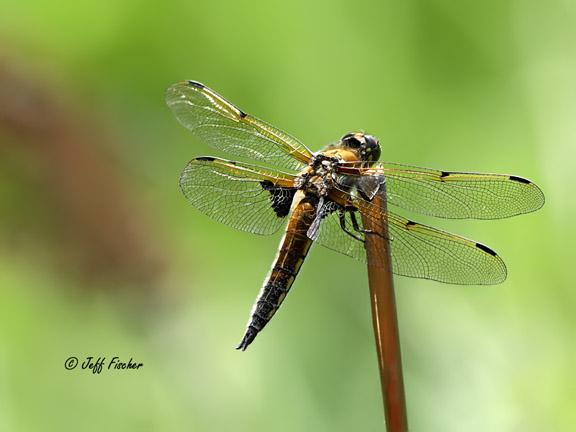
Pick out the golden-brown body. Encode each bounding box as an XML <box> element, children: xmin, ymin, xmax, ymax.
<box><xmin>236</xmin><ymin>193</ymin><xmax>316</xmax><ymax>350</ymax></box>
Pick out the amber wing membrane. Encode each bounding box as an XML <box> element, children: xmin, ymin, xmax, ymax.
<box><xmin>166</xmin><ymin>81</ymin><xmax>313</xmax><ymax>171</ymax></box>
<box><xmin>179</xmin><ymin>157</ymin><xmax>297</xmax><ymax>235</ymax></box>
<box><xmin>337</xmin><ymin>162</ymin><xmax>545</xmax><ymax>219</ymax></box>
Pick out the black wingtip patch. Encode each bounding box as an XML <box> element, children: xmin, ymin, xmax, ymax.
<box><xmin>476</xmin><ymin>242</ymin><xmax>497</xmax><ymax>256</ymax></box>
<box><xmin>195</xmin><ymin>156</ymin><xmax>215</xmax><ymax>162</ymax></box>
<box><xmin>187</xmin><ymin>80</ymin><xmax>205</xmax><ymax>89</ymax></box>
<box><xmin>509</xmin><ymin>175</ymin><xmax>531</xmax><ymax>184</ymax></box>
<box><xmin>438</xmin><ymin>171</ymin><xmax>451</xmax><ymax>182</ymax></box>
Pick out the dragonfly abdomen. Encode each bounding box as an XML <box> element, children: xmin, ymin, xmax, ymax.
<box><xmin>237</xmin><ymin>195</ymin><xmax>316</xmax><ymax>351</ymax></box>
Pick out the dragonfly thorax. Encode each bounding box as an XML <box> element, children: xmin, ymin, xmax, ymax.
<box><xmin>295</xmin><ymin>153</ymin><xmax>341</xmax><ymax>197</ymax></box>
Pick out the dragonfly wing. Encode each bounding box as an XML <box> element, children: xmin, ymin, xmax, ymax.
<box><xmin>315</xmin><ymin>192</ymin><xmax>507</xmax><ymax>285</ymax></box>
<box><xmin>312</xmin><ymin>202</ymin><xmax>368</xmax><ymax>264</ymax></box>
<box><xmin>385</xmin><ymin>212</ymin><xmax>507</xmax><ymax>285</ymax></box>
<box><xmin>337</xmin><ymin>162</ymin><xmax>544</xmax><ymax>219</ymax></box>
<box><xmin>167</xmin><ymin>81</ymin><xmax>313</xmax><ymax>171</ymax></box>
<box><xmin>381</xmin><ymin>162</ymin><xmax>545</xmax><ymax>219</ymax></box>
<box><xmin>180</xmin><ymin>157</ymin><xmax>297</xmax><ymax>235</ymax></box>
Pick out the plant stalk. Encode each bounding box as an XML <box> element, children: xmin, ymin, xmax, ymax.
<box><xmin>360</xmin><ymin>184</ymin><xmax>408</xmax><ymax>432</ymax></box>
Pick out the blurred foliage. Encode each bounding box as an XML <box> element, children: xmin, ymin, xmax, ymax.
<box><xmin>0</xmin><ymin>0</ymin><xmax>575</xmax><ymax>431</ymax></box>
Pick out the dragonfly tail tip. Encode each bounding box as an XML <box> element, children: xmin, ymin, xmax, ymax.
<box><xmin>236</xmin><ymin>326</ymin><xmax>259</xmax><ymax>351</ymax></box>
<box><xmin>236</xmin><ymin>340</ymin><xmax>250</xmax><ymax>351</ymax></box>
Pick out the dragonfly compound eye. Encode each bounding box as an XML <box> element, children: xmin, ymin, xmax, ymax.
<box><xmin>363</xmin><ymin>134</ymin><xmax>381</xmax><ymax>162</ymax></box>
<box><xmin>341</xmin><ymin>132</ymin><xmax>363</xmax><ymax>149</ymax></box>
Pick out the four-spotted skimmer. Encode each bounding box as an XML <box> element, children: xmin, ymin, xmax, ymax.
<box><xmin>166</xmin><ymin>81</ymin><xmax>544</xmax><ymax>350</ymax></box>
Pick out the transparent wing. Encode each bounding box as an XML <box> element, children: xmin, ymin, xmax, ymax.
<box><xmin>312</xmin><ymin>202</ymin><xmax>368</xmax><ymax>264</ymax></box>
<box><xmin>385</xmin><ymin>212</ymin><xmax>507</xmax><ymax>284</ymax></box>
<box><xmin>167</xmin><ymin>81</ymin><xmax>313</xmax><ymax>171</ymax></box>
<box><xmin>336</xmin><ymin>162</ymin><xmax>545</xmax><ymax>219</ymax></box>
<box><xmin>315</xmin><ymin>191</ymin><xmax>507</xmax><ymax>285</ymax></box>
<box><xmin>179</xmin><ymin>157</ymin><xmax>297</xmax><ymax>235</ymax></box>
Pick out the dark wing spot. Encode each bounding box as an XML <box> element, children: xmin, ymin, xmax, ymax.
<box><xmin>260</xmin><ymin>181</ymin><xmax>296</xmax><ymax>218</ymax></box>
<box><xmin>509</xmin><ymin>175</ymin><xmax>531</xmax><ymax>184</ymax></box>
<box><xmin>476</xmin><ymin>243</ymin><xmax>497</xmax><ymax>256</ymax></box>
<box><xmin>239</xmin><ymin>110</ymin><xmax>247</xmax><ymax>118</ymax></box>
<box><xmin>188</xmin><ymin>80</ymin><xmax>205</xmax><ymax>89</ymax></box>
<box><xmin>195</xmin><ymin>156</ymin><xmax>215</xmax><ymax>162</ymax></box>
<box><xmin>439</xmin><ymin>171</ymin><xmax>450</xmax><ymax>181</ymax></box>
<box><xmin>406</xmin><ymin>220</ymin><xmax>417</xmax><ymax>227</ymax></box>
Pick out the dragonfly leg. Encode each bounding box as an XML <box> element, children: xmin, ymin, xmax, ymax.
<box><xmin>338</xmin><ymin>211</ymin><xmax>365</xmax><ymax>243</ymax></box>
<box><xmin>349</xmin><ymin>211</ymin><xmax>387</xmax><ymax>239</ymax></box>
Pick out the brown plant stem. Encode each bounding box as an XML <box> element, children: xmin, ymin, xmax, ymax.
<box><xmin>360</xmin><ymin>185</ymin><xmax>408</xmax><ymax>432</ymax></box>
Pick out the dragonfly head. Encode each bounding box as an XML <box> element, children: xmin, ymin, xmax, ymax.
<box><xmin>340</xmin><ymin>132</ymin><xmax>381</xmax><ymax>163</ymax></box>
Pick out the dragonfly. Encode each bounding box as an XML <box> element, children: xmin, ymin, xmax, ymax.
<box><xmin>166</xmin><ymin>81</ymin><xmax>545</xmax><ymax>351</ymax></box>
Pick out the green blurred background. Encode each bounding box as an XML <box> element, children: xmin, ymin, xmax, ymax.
<box><xmin>0</xmin><ymin>1</ymin><xmax>574</xmax><ymax>431</ymax></box>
